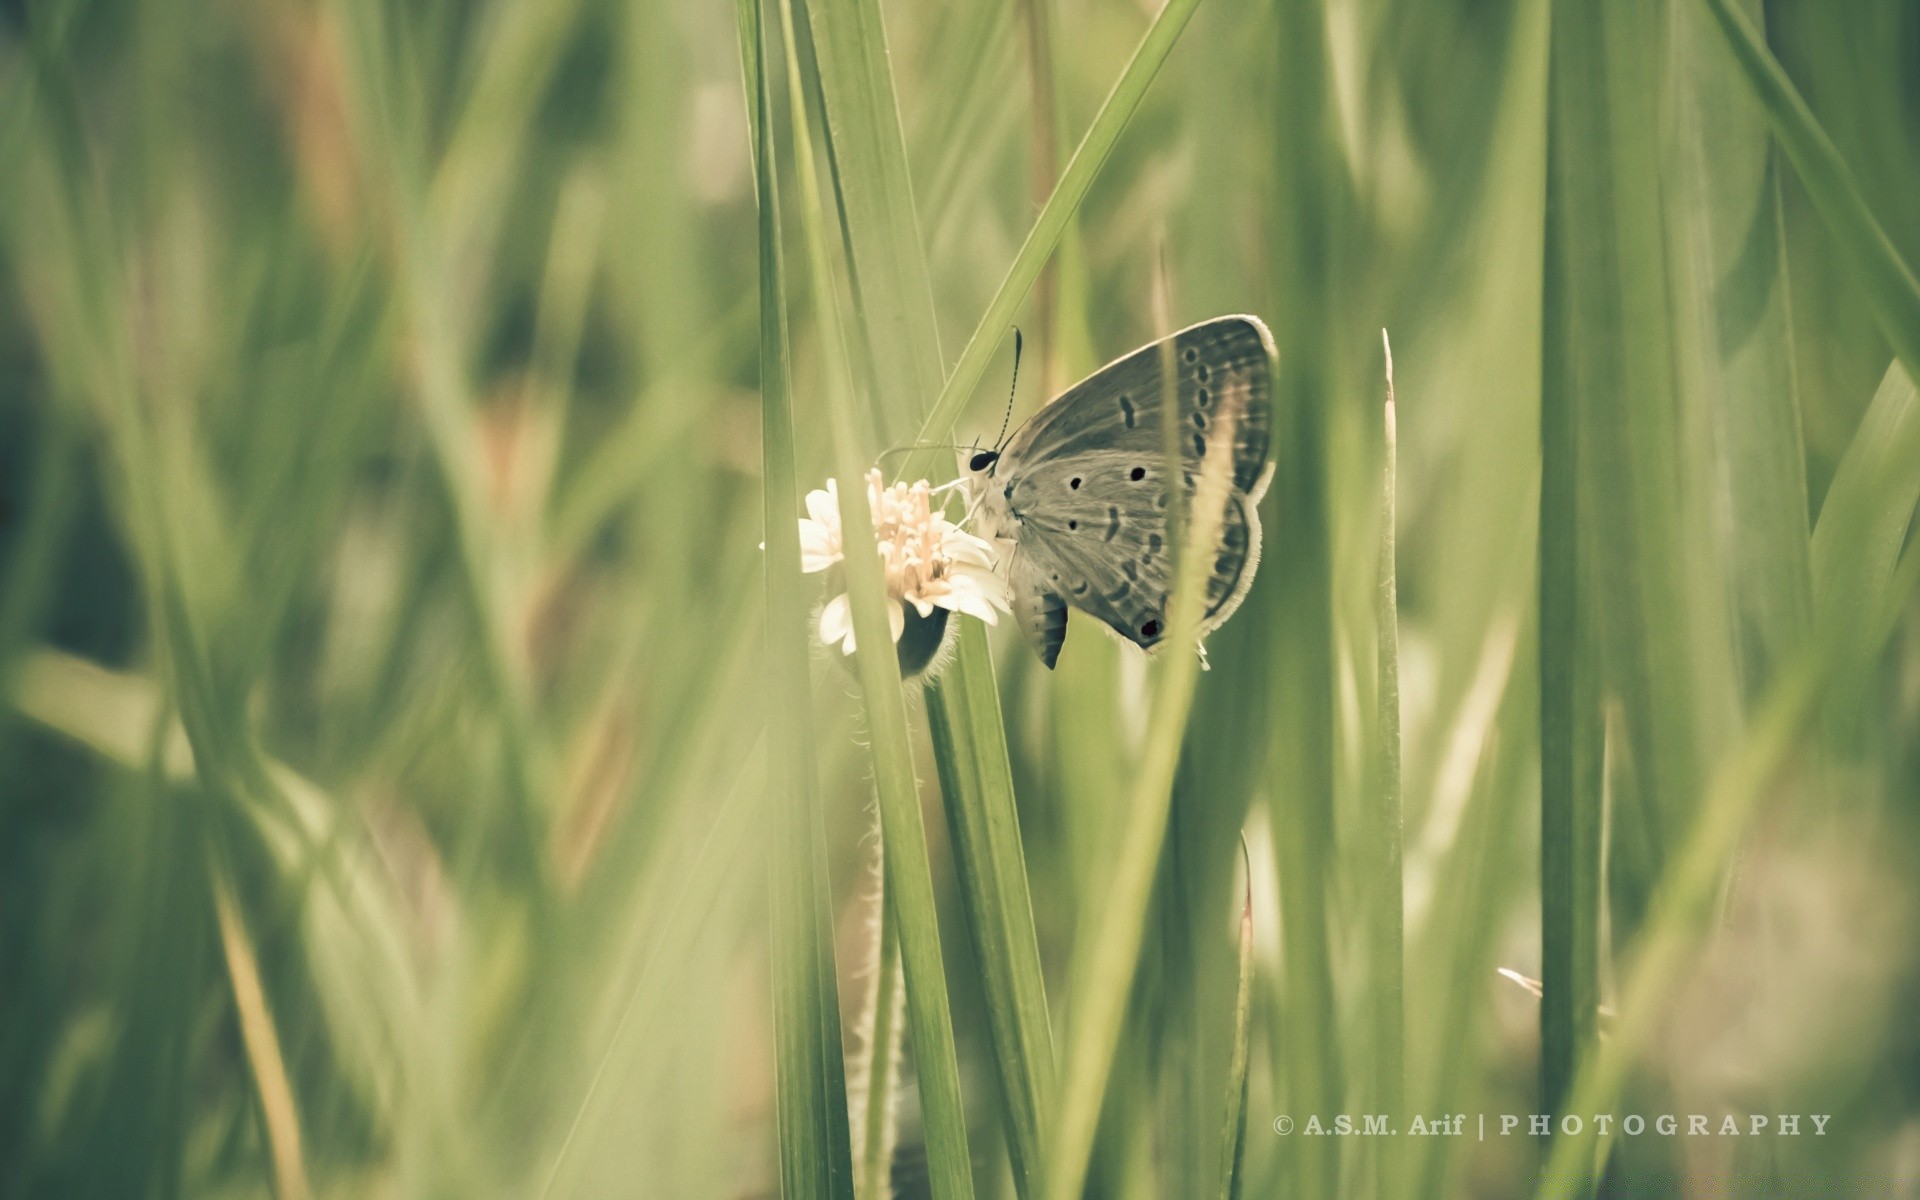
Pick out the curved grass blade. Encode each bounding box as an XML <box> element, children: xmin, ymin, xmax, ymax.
<box><xmin>1811</xmin><ymin>363</ymin><xmax>1920</xmax><ymax>682</ymax></box>
<box><xmin>1703</xmin><ymin>0</ymin><xmax>1920</xmax><ymax>383</ymax></box>
<box><xmin>904</xmin><ymin>0</ymin><xmax>1209</xmax><ymax>483</ymax></box>
<box><xmin>209</xmin><ymin>855</ymin><xmax>313</xmax><ymax>1200</ymax></box>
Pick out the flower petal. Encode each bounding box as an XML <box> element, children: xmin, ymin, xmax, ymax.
<box><xmin>805</xmin><ymin>482</ymin><xmax>840</xmax><ymax>529</ymax></box>
<box><xmin>819</xmin><ymin>593</ymin><xmax>854</xmax><ymax>654</ymax></box>
<box><xmin>798</xmin><ymin>519</ymin><xmax>840</xmax><ymax>572</ymax></box>
<box><xmin>941</xmin><ymin>528</ymin><xmax>998</xmax><ymax>568</ymax></box>
<box><xmin>950</xmin><ymin>563</ymin><xmax>1014</xmax><ymax>612</ymax></box>
<box><xmin>888</xmin><ymin>600</ymin><xmax>906</xmax><ymax>644</ymax></box>
<box><xmin>939</xmin><ymin>579</ymin><xmax>1003</xmax><ymax>625</ymax></box>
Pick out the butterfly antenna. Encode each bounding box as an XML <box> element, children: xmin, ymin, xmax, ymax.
<box><xmin>993</xmin><ymin>328</ymin><xmax>1022</xmax><ymax>452</ymax></box>
<box><xmin>877</xmin><ymin>442</ymin><xmax>967</xmax><ymax>467</ymax></box>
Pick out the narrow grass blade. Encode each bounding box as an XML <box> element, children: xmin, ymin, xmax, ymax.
<box><xmin>1265</xmin><ymin>1</ymin><xmax>1345</xmax><ymax>1192</ymax></box>
<box><xmin>210</xmin><ymin>857</ymin><xmax>313</xmax><ymax>1200</ymax></box>
<box><xmin>777</xmin><ymin>0</ymin><xmax>974</xmax><ymax>1194</ymax></box>
<box><xmin>1703</xmin><ymin>0</ymin><xmax>1920</xmax><ymax>384</ymax></box>
<box><xmin>1536</xmin><ymin>12</ymin><xmax>1601</xmax><ymax>1142</ymax></box>
<box><xmin>794</xmin><ymin>2</ymin><xmax>1071</xmax><ymax>1192</ymax></box>
<box><xmin>1810</xmin><ymin>362</ymin><xmax>1920</xmax><ymax>711</ymax></box>
<box><xmin>799</xmin><ymin>0</ymin><xmax>945</xmax><ymax>442</ymax></box>
<box><xmin>1367</xmin><ymin>332</ymin><xmax>1406</xmax><ymax>1195</ymax></box>
<box><xmin>1536</xmin><ymin>359</ymin><xmax>1920</xmax><ymax>1200</ymax></box>
<box><xmin>1042</xmin><ymin>389</ymin><xmax>1248</xmax><ymax>1200</ymax></box>
<box><xmin>1668</xmin><ymin>0</ymin><xmax>1811</xmax><ymax>697</ymax></box>
<box><xmin>1215</xmin><ymin>846</ymin><xmax>1254</xmax><ymax>1200</ymax></box>
<box><xmin>905</xmin><ymin>0</ymin><xmax>1209</xmax><ymax>481</ymax></box>
<box><xmin>739</xmin><ymin>0</ymin><xmax>857</xmax><ymax>1195</ymax></box>
<box><xmin>926</xmin><ymin>630</ymin><xmax>1056</xmax><ymax>1200</ymax></box>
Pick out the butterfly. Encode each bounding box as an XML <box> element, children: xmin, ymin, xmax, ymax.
<box><xmin>966</xmin><ymin>315</ymin><xmax>1275</xmax><ymax>668</ymax></box>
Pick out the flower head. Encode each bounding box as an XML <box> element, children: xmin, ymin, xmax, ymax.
<box><xmin>799</xmin><ymin>470</ymin><xmax>1012</xmax><ymax>662</ymax></box>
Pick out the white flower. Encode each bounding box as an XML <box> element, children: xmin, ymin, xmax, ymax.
<box><xmin>799</xmin><ymin>469</ymin><xmax>1012</xmax><ymax>655</ymax></box>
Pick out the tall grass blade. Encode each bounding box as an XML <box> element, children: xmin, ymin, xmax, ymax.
<box><xmin>1536</xmin><ymin>4</ymin><xmax>1602</xmax><ymax>1146</ymax></box>
<box><xmin>1042</xmin><ymin>381</ymin><xmax>1250</xmax><ymax>1200</ymax></box>
<box><xmin>777</xmin><ymin>0</ymin><xmax>975</xmax><ymax>1194</ymax></box>
<box><xmin>926</xmin><ymin>633</ymin><xmax>1056</xmax><ymax>1200</ymax></box>
<box><xmin>1810</xmin><ymin>362</ymin><xmax>1920</xmax><ymax>709</ymax></box>
<box><xmin>1703</xmin><ymin>0</ymin><xmax>1920</xmax><ymax>383</ymax></box>
<box><xmin>800</xmin><ymin>0</ymin><xmax>945</xmax><ymax>443</ymax></box>
<box><xmin>1264</xmin><ymin>1</ymin><xmax>1345</xmax><ymax>1192</ymax></box>
<box><xmin>905</xmin><ymin>0</ymin><xmax>1209</xmax><ymax>482</ymax></box>
<box><xmin>1537</xmin><ymin>357</ymin><xmax>1920</xmax><ymax>1200</ymax></box>
<box><xmin>740</xmin><ymin>0</ymin><xmax>858</xmax><ymax>1194</ymax></box>
<box><xmin>1214</xmin><ymin>848</ymin><xmax>1254</xmax><ymax>1200</ymax></box>
<box><xmin>1366</xmin><ymin>332</ymin><xmax>1405</xmax><ymax>1195</ymax></box>
<box><xmin>795</xmin><ymin>0</ymin><xmax>1058</xmax><ymax>1190</ymax></box>
<box><xmin>1669</xmin><ymin>0</ymin><xmax>1812</xmax><ymax>697</ymax></box>
<box><xmin>210</xmin><ymin>858</ymin><xmax>313</xmax><ymax>1200</ymax></box>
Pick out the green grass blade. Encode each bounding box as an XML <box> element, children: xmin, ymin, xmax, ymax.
<box><xmin>1537</xmin><ymin>341</ymin><xmax>1920</xmax><ymax>1200</ymax></box>
<box><xmin>776</xmin><ymin>0</ymin><xmax>975</xmax><ymax>1194</ymax></box>
<box><xmin>1535</xmin><ymin>7</ymin><xmax>1602</xmax><ymax>1148</ymax></box>
<box><xmin>1215</xmin><ymin>849</ymin><xmax>1253</xmax><ymax>1200</ymax></box>
<box><xmin>904</xmin><ymin>0</ymin><xmax>1208</xmax><ymax>481</ymax></box>
<box><xmin>1669</xmin><ymin>1</ymin><xmax>1812</xmax><ymax>696</ymax></box>
<box><xmin>209</xmin><ymin>855</ymin><xmax>313</xmax><ymax>1200</ymax></box>
<box><xmin>1810</xmin><ymin>362</ymin><xmax>1920</xmax><ymax>704</ymax></box>
<box><xmin>798</xmin><ymin>0</ymin><xmax>945</xmax><ymax>442</ymax></box>
<box><xmin>1366</xmin><ymin>333</ymin><xmax>1405</xmax><ymax>1195</ymax></box>
<box><xmin>1042</xmin><ymin>378</ymin><xmax>1250</xmax><ymax>1200</ymax></box>
<box><xmin>926</xmin><ymin>630</ymin><xmax>1056</xmax><ymax>1200</ymax></box>
<box><xmin>795</xmin><ymin>2</ymin><xmax>1071</xmax><ymax>1191</ymax></box>
<box><xmin>789</xmin><ymin>23</ymin><xmax>1060</xmax><ymax>1182</ymax></box>
<box><xmin>1703</xmin><ymin>0</ymin><xmax>1920</xmax><ymax>384</ymax></box>
<box><xmin>1537</xmin><ymin>5</ymin><xmax>1759</xmax><ymax>1168</ymax></box>
<box><xmin>740</xmin><ymin>0</ymin><xmax>858</xmax><ymax>1194</ymax></box>
<box><xmin>1264</xmin><ymin>1</ymin><xmax>1345</xmax><ymax>1192</ymax></box>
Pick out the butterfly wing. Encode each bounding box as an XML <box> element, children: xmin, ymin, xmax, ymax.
<box><xmin>993</xmin><ymin>315</ymin><xmax>1275</xmax><ymax>663</ymax></box>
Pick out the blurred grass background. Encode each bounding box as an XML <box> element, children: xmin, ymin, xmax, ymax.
<box><xmin>4</xmin><ymin>0</ymin><xmax>1920</xmax><ymax>1196</ymax></box>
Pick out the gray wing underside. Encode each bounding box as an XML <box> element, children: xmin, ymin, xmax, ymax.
<box><xmin>1003</xmin><ymin>314</ymin><xmax>1274</xmax><ymax>498</ymax></box>
<box><xmin>1012</xmin><ymin>473</ymin><xmax>1262</xmax><ymax>653</ymax></box>
<box><xmin>997</xmin><ymin>315</ymin><xmax>1275</xmax><ymax>663</ymax></box>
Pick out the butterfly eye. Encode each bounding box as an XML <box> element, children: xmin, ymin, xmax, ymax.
<box><xmin>969</xmin><ymin>451</ymin><xmax>998</xmax><ymax>472</ymax></box>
